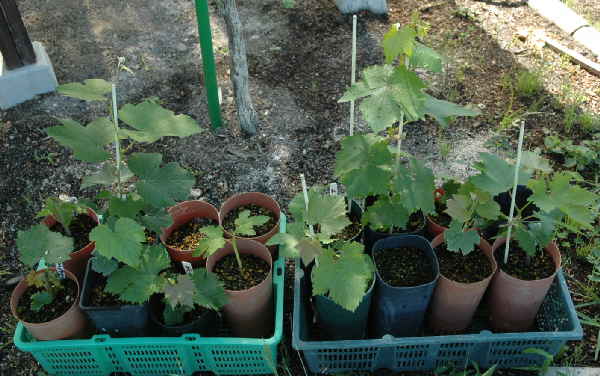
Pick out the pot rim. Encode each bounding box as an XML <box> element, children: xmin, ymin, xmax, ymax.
<box><xmin>219</xmin><ymin>192</ymin><xmax>281</xmax><ymax>241</ymax></box>
<box><xmin>492</xmin><ymin>237</ymin><xmax>561</xmax><ymax>283</ymax></box>
<box><xmin>372</xmin><ymin>235</ymin><xmax>440</xmax><ymax>290</ymax></box>
<box><xmin>207</xmin><ymin>239</ymin><xmax>273</xmax><ymax>296</ymax></box>
<box><xmin>42</xmin><ymin>208</ymin><xmax>99</xmax><ymax>257</ymax></box>
<box><xmin>430</xmin><ymin>232</ymin><xmax>497</xmax><ymax>286</ymax></box>
<box><xmin>10</xmin><ymin>267</ymin><xmax>81</xmax><ymax>327</ymax></box>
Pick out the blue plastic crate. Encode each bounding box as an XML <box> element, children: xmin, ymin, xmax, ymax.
<box><xmin>292</xmin><ymin>259</ymin><xmax>583</xmax><ymax>373</ymax></box>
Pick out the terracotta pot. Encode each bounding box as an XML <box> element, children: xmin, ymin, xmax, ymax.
<box><xmin>160</xmin><ymin>200</ymin><xmax>220</xmax><ymax>263</ymax></box>
<box><xmin>219</xmin><ymin>192</ymin><xmax>281</xmax><ymax>246</ymax></box>
<box><xmin>10</xmin><ymin>268</ymin><xmax>88</xmax><ymax>341</ymax></box>
<box><xmin>488</xmin><ymin>238</ymin><xmax>561</xmax><ymax>332</ymax></box>
<box><xmin>426</xmin><ymin>216</ymin><xmax>448</xmax><ymax>237</ymax></box>
<box><xmin>206</xmin><ymin>239</ymin><xmax>273</xmax><ymax>338</ymax></box>
<box><xmin>428</xmin><ymin>233</ymin><xmax>496</xmax><ymax>333</ymax></box>
<box><xmin>42</xmin><ymin>208</ymin><xmax>99</xmax><ymax>282</ymax></box>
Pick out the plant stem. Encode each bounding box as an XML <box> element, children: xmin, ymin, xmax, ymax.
<box><xmin>503</xmin><ymin>121</ymin><xmax>526</xmax><ymax>264</ymax></box>
<box><xmin>396</xmin><ymin>113</ymin><xmax>405</xmax><ymax>166</ymax></box>
<box><xmin>111</xmin><ymin>84</ymin><xmax>122</xmax><ymax>198</ymax></box>
<box><xmin>349</xmin><ymin>14</ymin><xmax>357</xmax><ymax>136</ymax></box>
<box><xmin>231</xmin><ymin>236</ymin><xmax>244</xmax><ymax>274</ymax></box>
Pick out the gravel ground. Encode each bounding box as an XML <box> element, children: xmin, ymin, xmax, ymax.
<box><xmin>0</xmin><ymin>0</ymin><xmax>598</xmax><ymax>374</ymax></box>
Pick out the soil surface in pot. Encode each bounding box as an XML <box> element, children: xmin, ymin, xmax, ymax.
<box><xmin>88</xmin><ymin>276</ymin><xmax>124</xmax><ymax>307</ymax></box>
<box><xmin>17</xmin><ymin>278</ymin><xmax>78</xmax><ymax>323</ymax></box>
<box><xmin>373</xmin><ymin>211</ymin><xmax>425</xmax><ymax>234</ymax></box>
<box><xmin>430</xmin><ymin>201</ymin><xmax>451</xmax><ymax>227</ymax></box>
<box><xmin>375</xmin><ymin>247</ymin><xmax>435</xmax><ymax>287</ymax></box>
<box><xmin>153</xmin><ymin>297</ymin><xmax>210</xmax><ymax>327</ymax></box>
<box><xmin>222</xmin><ymin>204</ymin><xmax>277</xmax><ymax>236</ymax></box>
<box><xmin>436</xmin><ymin>243</ymin><xmax>493</xmax><ymax>283</ymax></box>
<box><xmin>49</xmin><ymin>214</ymin><xmax>97</xmax><ymax>251</ymax></box>
<box><xmin>495</xmin><ymin>244</ymin><xmax>556</xmax><ymax>280</ymax></box>
<box><xmin>334</xmin><ymin>214</ymin><xmax>362</xmax><ymax>240</ymax></box>
<box><xmin>167</xmin><ymin>217</ymin><xmax>218</xmax><ymax>249</ymax></box>
<box><xmin>213</xmin><ymin>253</ymin><xmax>270</xmax><ymax>291</ymax></box>
<box><xmin>144</xmin><ymin>229</ymin><xmax>158</xmax><ymax>245</ymax></box>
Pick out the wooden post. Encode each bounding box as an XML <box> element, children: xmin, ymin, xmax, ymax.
<box><xmin>0</xmin><ymin>0</ymin><xmax>36</xmax><ymax>70</ymax></box>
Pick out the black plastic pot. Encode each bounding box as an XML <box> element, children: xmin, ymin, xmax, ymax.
<box><xmin>80</xmin><ymin>260</ymin><xmax>149</xmax><ymax>337</ymax></box>
<box><xmin>370</xmin><ymin>235</ymin><xmax>439</xmax><ymax>338</ymax></box>
<box><xmin>149</xmin><ymin>295</ymin><xmax>219</xmax><ymax>337</ymax></box>
<box><xmin>312</xmin><ymin>268</ymin><xmax>375</xmax><ymax>340</ymax></box>
<box><xmin>363</xmin><ymin>211</ymin><xmax>426</xmax><ymax>254</ymax></box>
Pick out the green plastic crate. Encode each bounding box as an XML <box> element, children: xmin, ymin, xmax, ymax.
<box><xmin>13</xmin><ymin>216</ymin><xmax>287</xmax><ymax>376</ymax></box>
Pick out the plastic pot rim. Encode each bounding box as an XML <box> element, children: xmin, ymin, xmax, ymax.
<box><xmin>11</xmin><ymin>267</ymin><xmax>82</xmax><ymax>327</ymax></box>
<box><xmin>492</xmin><ymin>237</ymin><xmax>562</xmax><ymax>284</ymax></box>
<box><xmin>372</xmin><ymin>234</ymin><xmax>440</xmax><ymax>290</ymax></box>
<box><xmin>430</xmin><ymin>232</ymin><xmax>497</xmax><ymax>287</ymax></box>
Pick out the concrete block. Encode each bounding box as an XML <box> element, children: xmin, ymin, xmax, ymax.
<box><xmin>0</xmin><ymin>41</ymin><xmax>58</xmax><ymax>110</ymax></box>
<box><xmin>545</xmin><ymin>367</ymin><xmax>600</xmax><ymax>376</ymax></box>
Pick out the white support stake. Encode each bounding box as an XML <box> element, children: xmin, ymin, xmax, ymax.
<box><xmin>56</xmin><ymin>263</ymin><xmax>65</xmax><ymax>279</ymax></box>
<box><xmin>329</xmin><ymin>183</ymin><xmax>339</xmax><ymax>196</ymax></box>
<box><xmin>349</xmin><ymin>14</ymin><xmax>357</xmax><ymax>136</ymax></box>
<box><xmin>503</xmin><ymin>121</ymin><xmax>526</xmax><ymax>264</ymax></box>
<box><xmin>111</xmin><ymin>84</ymin><xmax>122</xmax><ymax>196</ymax></box>
<box><xmin>181</xmin><ymin>261</ymin><xmax>194</xmax><ymax>275</ymax></box>
<box><xmin>300</xmin><ymin>174</ymin><xmax>315</xmax><ymax>235</ymax></box>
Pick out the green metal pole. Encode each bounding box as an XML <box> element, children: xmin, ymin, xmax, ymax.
<box><xmin>194</xmin><ymin>0</ymin><xmax>222</xmax><ymax>129</ymax></box>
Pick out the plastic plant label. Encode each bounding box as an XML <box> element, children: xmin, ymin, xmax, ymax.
<box><xmin>181</xmin><ymin>261</ymin><xmax>193</xmax><ymax>274</ymax></box>
<box><xmin>56</xmin><ymin>263</ymin><xmax>66</xmax><ymax>279</ymax></box>
<box><xmin>329</xmin><ymin>183</ymin><xmax>339</xmax><ymax>196</ymax></box>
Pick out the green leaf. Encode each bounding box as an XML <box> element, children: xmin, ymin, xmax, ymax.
<box><xmin>30</xmin><ymin>291</ymin><xmax>53</xmax><ymax>312</ymax></box>
<box><xmin>108</xmin><ymin>195</ymin><xmax>146</xmax><ymax>219</ymax></box>
<box><xmin>193</xmin><ymin>225</ymin><xmax>226</xmax><ymax>257</ymax></box>
<box><xmin>409</xmin><ymin>42</ymin><xmax>443</xmax><ymax>73</ymax></box>
<box><xmin>57</xmin><ymin>79</ymin><xmax>112</xmax><ymax>101</ymax></box>
<box><xmin>234</xmin><ymin>210</ymin><xmax>270</xmax><ymax>236</ymax></box>
<box><xmin>90</xmin><ymin>218</ymin><xmax>145</xmax><ymax>267</ymax></box>
<box><xmin>382</xmin><ymin>25</ymin><xmax>416</xmax><ymax>64</ymax></box>
<box><xmin>471</xmin><ymin>153</ymin><xmax>531</xmax><ymax>196</ymax></box>
<box><xmin>393</xmin><ymin>157</ymin><xmax>436</xmax><ymax>214</ymax></box>
<box><xmin>119</xmin><ymin>100</ymin><xmax>202</xmax><ymax>143</ymax></box>
<box><xmin>334</xmin><ymin>135</ymin><xmax>393</xmax><ymax>198</ymax></box>
<box><xmin>520</xmin><ymin>151</ymin><xmax>552</xmax><ymax>174</ymax></box>
<box><xmin>139</xmin><ymin>211</ymin><xmax>173</xmax><ymax>235</ymax></box>
<box><xmin>474</xmin><ymin>191</ymin><xmax>502</xmax><ymax>220</ymax></box>
<box><xmin>91</xmin><ymin>255</ymin><xmax>119</xmax><ymax>276</ymax></box>
<box><xmin>363</xmin><ymin>196</ymin><xmax>410</xmax><ymax>231</ymax></box>
<box><xmin>423</xmin><ymin>94</ymin><xmax>481</xmax><ymax>128</ymax></box>
<box><xmin>138</xmin><ymin>245</ymin><xmax>171</xmax><ymax>275</ymax></box>
<box><xmin>359</xmin><ymin>88</ymin><xmax>405</xmax><ymax>132</ymax></box>
<box><xmin>190</xmin><ymin>268</ymin><xmax>228</xmax><ymax>310</ymax></box>
<box><xmin>128</xmin><ymin>153</ymin><xmax>195</xmax><ymax>209</ymax></box>
<box><xmin>37</xmin><ymin>197</ymin><xmax>87</xmax><ymax>231</ymax></box>
<box><xmin>46</xmin><ymin>118</ymin><xmax>114</xmax><ymax>163</ymax></box>
<box><xmin>445</xmin><ymin>194</ymin><xmax>470</xmax><ymax>223</ymax></box>
<box><xmin>528</xmin><ymin>219</ymin><xmax>554</xmax><ymax>248</ymax></box>
<box><xmin>445</xmin><ymin>221</ymin><xmax>479</xmax><ymax>255</ymax></box>
<box><xmin>528</xmin><ymin>173</ymin><xmax>598</xmax><ymax>229</ymax></box>
<box><xmin>163</xmin><ymin>303</ymin><xmax>187</xmax><ymax>326</ymax></box>
<box><xmin>105</xmin><ymin>266</ymin><xmax>158</xmax><ymax>304</ymax></box>
<box><xmin>164</xmin><ymin>274</ymin><xmax>195</xmax><ymax>308</ymax></box>
<box><xmin>312</xmin><ymin>244</ymin><xmax>374</xmax><ymax>312</ymax></box>
<box><xmin>304</xmin><ymin>194</ymin><xmax>350</xmax><ymax>237</ymax></box>
<box><xmin>338</xmin><ymin>81</ymin><xmax>377</xmax><ymax>102</ymax></box>
<box><xmin>17</xmin><ymin>225</ymin><xmax>74</xmax><ymax>267</ymax></box>
<box><xmin>81</xmin><ymin>163</ymin><xmax>134</xmax><ymax>189</ymax></box>
<box><xmin>514</xmin><ymin>226</ymin><xmax>538</xmax><ymax>257</ymax></box>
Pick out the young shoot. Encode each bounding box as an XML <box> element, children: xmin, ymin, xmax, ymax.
<box><xmin>160</xmin><ymin>268</ymin><xmax>228</xmax><ymax>326</ymax></box>
<box><xmin>37</xmin><ymin>197</ymin><xmax>88</xmax><ymax>237</ymax></box>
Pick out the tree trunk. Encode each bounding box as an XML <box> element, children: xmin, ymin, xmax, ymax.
<box><xmin>335</xmin><ymin>0</ymin><xmax>388</xmax><ymax>14</ymax></box>
<box><xmin>0</xmin><ymin>0</ymin><xmax>36</xmax><ymax>70</ymax></box>
<box><xmin>218</xmin><ymin>0</ymin><xmax>258</xmax><ymax>136</ymax></box>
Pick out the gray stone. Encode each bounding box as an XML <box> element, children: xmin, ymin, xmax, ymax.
<box><xmin>545</xmin><ymin>367</ymin><xmax>600</xmax><ymax>376</ymax></box>
<box><xmin>0</xmin><ymin>42</ymin><xmax>58</xmax><ymax>110</ymax></box>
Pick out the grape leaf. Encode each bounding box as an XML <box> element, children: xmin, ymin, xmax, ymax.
<box><xmin>89</xmin><ymin>218</ymin><xmax>145</xmax><ymax>267</ymax></box>
<box><xmin>304</xmin><ymin>194</ymin><xmax>350</xmax><ymax>237</ymax></box>
<box><xmin>119</xmin><ymin>100</ymin><xmax>203</xmax><ymax>143</ymax></box>
<box><xmin>163</xmin><ymin>303</ymin><xmax>188</xmax><ymax>326</ymax></box>
<box><xmin>190</xmin><ymin>268</ymin><xmax>228</xmax><ymax>310</ymax></box>
<box><xmin>423</xmin><ymin>94</ymin><xmax>481</xmax><ymax>128</ymax></box>
<box><xmin>81</xmin><ymin>162</ymin><xmax>134</xmax><ymax>189</ymax></box>
<box><xmin>234</xmin><ymin>210</ymin><xmax>270</xmax><ymax>236</ymax></box>
<box><xmin>164</xmin><ymin>274</ymin><xmax>195</xmax><ymax>308</ymax></box>
<box><xmin>46</xmin><ymin>118</ymin><xmax>114</xmax><ymax>163</ymax></box>
<box><xmin>108</xmin><ymin>195</ymin><xmax>146</xmax><ymax>218</ymax></box>
<box><xmin>139</xmin><ymin>211</ymin><xmax>173</xmax><ymax>235</ymax></box>
<box><xmin>57</xmin><ymin>79</ymin><xmax>112</xmax><ymax>101</ymax></box>
<box><xmin>338</xmin><ymin>81</ymin><xmax>377</xmax><ymax>102</ymax></box>
<box><xmin>91</xmin><ymin>255</ymin><xmax>119</xmax><ymax>276</ymax></box>
<box><xmin>17</xmin><ymin>225</ymin><xmax>74</xmax><ymax>267</ymax></box>
<box><xmin>362</xmin><ymin>196</ymin><xmax>410</xmax><ymax>231</ymax></box>
<box><xmin>138</xmin><ymin>245</ymin><xmax>171</xmax><ymax>275</ymax></box>
<box><xmin>514</xmin><ymin>226</ymin><xmax>538</xmax><ymax>257</ymax></box>
<box><xmin>30</xmin><ymin>291</ymin><xmax>54</xmax><ymax>312</ymax></box>
<box><xmin>445</xmin><ymin>221</ymin><xmax>479</xmax><ymax>255</ymax></box>
<box><xmin>382</xmin><ymin>25</ymin><xmax>416</xmax><ymax>64</ymax></box>
<box><xmin>409</xmin><ymin>42</ymin><xmax>443</xmax><ymax>73</ymax></box>
<box><xmin>470</xmin><ymin>153</ymin><xmax>531</xmax><ymax>196</ymax></box>
<box><xmin>105</xmin><ymin>266</ymin><xmax>159</xmax><ymax>304</ymax></box>
<box><xmin>128</xmin><ymin>153</ymin><xmax>195</xmax><ymax>209</ymax></box>
<box><xmin>475</xmin><ymin>195</ymin><xmax>502</xmax><ymax>220</ymax></box>
<box><xmin>193</xmin><ymin>225</ymin><xmax>226</xmax><ymax>257</ymax></box>
<box><xmin>521</xmin><ymin>151</ymin><xmax>552</xmax><ymax>174</ymax></box>
<box><xmin>37</xmin><ymin>197</ymin><xmax>87</xmax><ymax>231</ymax></box>
<box><xmin>393</xmin><ymin>157</ymin><xmax>436</xmax><ymax>214</ymax></box>
<box><xmin>312</xmin><ymin>244</ymin><xmax>374</xmax><ymax>312</ymax></box>
<box><xmin>528</xmin><ymin>172</ymin><xmax>598</xmax><ymax>229</ymax></box>
<box><xmin>445</xmin><ymin>194</ymin><xmax>470</xmax><ymax>223</ymax></box>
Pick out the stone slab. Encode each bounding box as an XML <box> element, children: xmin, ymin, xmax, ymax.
<box><xmin>545</xmin><ymin>367</ymin><xmax>600</xmax><ymax>376</ymax></box>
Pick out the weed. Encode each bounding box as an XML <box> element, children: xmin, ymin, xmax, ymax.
<box><xmin>453</xmin><ymin>7</ymin><xmax>478</xmax><ymax>22</ymax></box>
<box><xmin>515</xmin><ymin>70</ymin><xmax>544</xmax><ymax>99</ymax></box>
